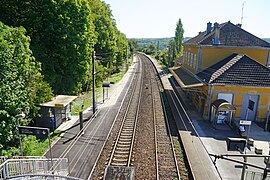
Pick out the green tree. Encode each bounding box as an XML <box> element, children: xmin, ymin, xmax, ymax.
<box><xmin>0</xmin><ymin>22</ymin><xmax>53</xmax><ymax>153</ymax></box>
<box><xmin>128</xmin><ymin>39</ymin><xmax>138</xmax><ymax>54</ymax></box>
<box><xmin>173</xmin><ymin>18</ymin><xmax>184</xmax><ymax>59</ymax></box>
<box><xmin>89</xmin><ymin>0</ymin><xmax>117</xmax><ymax>70</ymax></box>
<box><xmin>115</xmin><ymin>30</ymin><xmax>128</xmax><ymax>72</ymax></box>
<box><xmin>0</xmin><ymin>0</ymin><xmax>97</xmax><ymax>94</ymax></box>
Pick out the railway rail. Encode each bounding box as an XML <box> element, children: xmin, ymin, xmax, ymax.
<box><xmin>90</xmin><ymin>53</ymin><xmax>183</xmax><ymax>179</ymax></box>
<box><xmin>139</xmin><ymin>53</ymin><xmax>180</xmax><ymax>179</ymax></box>
<box><xmin>107</xmin><ymin>57</ymin><xmax>143</xmax><ymax>167</ymax></box>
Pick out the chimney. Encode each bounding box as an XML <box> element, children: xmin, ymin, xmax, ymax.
<box><xmin>213</xmin><ymin>22</ymin><xmax>219</xmax><ymax>29</ymax></box>
<box><xmin>206</xmin><ymin>22</ymin><xmax>212</xmax><ymax>34</ymax></box>
<box><xmin>212</xmin><ymin>22</ymin><xmax>220</xmax><ymax>45</ymax></box>
<box><xmin>213</xmin><ymin>26</ymin><xmax>220</xmax><ymax>45</ymax></box>
<box><xmin>236</xmin><ymin>23</ymin><xmax>242</xmax><ymax>28</ymax></box>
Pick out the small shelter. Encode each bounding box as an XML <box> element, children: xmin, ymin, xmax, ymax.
<box><xmin>36</xmin><ymin>95</ymin><xmax>77</xmax><ymax>131</ymax></box>
<box><xmin>210</xmin><ymin>99</ymin><xmax>236</xmax><ymax>128</ymax></box>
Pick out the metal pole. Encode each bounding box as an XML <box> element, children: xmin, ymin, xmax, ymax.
<box><xmin>103</xmin><ymin>86</ymin><xmax>105</xmax><ymax>103</ymax></box>
<box><xmin>92</xmin><ymin>51</ymin><xmax>96</xmax><ymax>114</ymax></box>
<box><xmin>265</xmin><ymin>110</ymin><xmax>270</xmax><ymax>131</ymax></box>
<box><xmin>79</xmin><ymin>111</ymin><xmax>83</xmax><ymax>131</ymax></box>
<box><xmin>241</xmin><ymin>97</ymin><xmax>251</xmax><ymax>180</ymax></box>
<box><xmin>16</xmin><ymin>118</ymin><xmax>23</xmax><ymax>156</ymax></box>
<box><xmin>48</xmin><ymin>131</ymin><xmax>53</xmax><ymax>168</ymax></box>
<box><xmin>126</xmin><ymin>46</ymin><xmax>128</xmax><ymax>72</ymax></box>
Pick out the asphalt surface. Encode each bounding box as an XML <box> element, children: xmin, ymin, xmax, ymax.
<box><xmin>45</xmin><ymin>54</ymin><xmax>270</xmax><ymax>180</ymax></box>
<box><xmin>45</xmin><ymin>58</ymin><xmax>139</xmax><ymax>179</ymax></box>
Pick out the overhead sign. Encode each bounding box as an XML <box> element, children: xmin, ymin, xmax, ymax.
<box><xmin>55</xmin><ymin>103</ymin><xmax>64</xmax><ymax>108</ymax></box>
<box><xmin>102</xmin><ymin>82</ymin><xmax>110</xmax><ymax>87</ymax></box>
<box><xmin>18</xmin><ymin>126</ymin><xmax>49</xmax><ymax>136</ymax></box>
<box><xmin>248</xmin><ymin>99</ymin><xmax>255</xmax><ymax>111</ymax></box>
<box><xmin>240</xmin><ymin>120</ymin><xmax>252</xmax><ymax>126</ymax></box>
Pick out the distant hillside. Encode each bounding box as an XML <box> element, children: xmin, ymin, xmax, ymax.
<box><xmin>130</xmin><ymin>37</ymin><xmax>192</xmax><ymax>50</ymax></box>
<box><xmin>131</xmin><ymin>37</ymin><xmax>173</xmax><ymax>50</ymax></box>
<box><xmin>263</xmin><ymin>38</ymin><xmax>270</xmax><ymax>43</ymax></box>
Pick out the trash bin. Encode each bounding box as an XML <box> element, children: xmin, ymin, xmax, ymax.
<box><xmin>67</xmin><ymin>112</ymin><xmax>72</xmax><ymax>120</ymax></box>
<box><xmin>239</xmin><ymin>125</ymin><xmax>247</xmax><ymax>137</ymax></box>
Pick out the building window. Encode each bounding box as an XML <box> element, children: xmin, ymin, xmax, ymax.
<box><xmin>188</xmin><ymin>52</ymin><xmax>190</xmax><ymax>66</ymax></box>
<box><xmin>184</xmin><ymin>51</ymin><xmax>187</xmax><ymax>64</ymax></box>
<box><xmin>267</xmin><ymin>51</ymin><xmax>270</xmax><ymax>67</ymax></box>
<box><xmin>186</xmin><ymin>51</ymin><xmax>188</xmax><ymax>64</ymax></box>
<box><xmin>194</xmin><ymin>54</ymin><xmax>197</xmax><ymax>69</ymax></box>
<box><xmin>190</xmin><ymin>53</ymin><xmax>193</xmax><ymax>67</ymax></box>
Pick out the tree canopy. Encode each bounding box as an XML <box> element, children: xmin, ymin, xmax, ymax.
<box><xmin>0</xmin><ymin>22</ymin><xmax>53</xmax><ymax>152</ymax></box>
<box><xmin>173</xmin><ymin>18</ymin><xmax>184</xmax><ymax>59</ymax></box>
<box><xmin>0</xmin><ymin>0</ymin><xmax>128</xmax><ymax>154</ymax></box>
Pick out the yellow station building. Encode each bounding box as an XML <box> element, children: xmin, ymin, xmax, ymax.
<box><xmin>170</xmin><ymin>21</ymin><xmax>270</xmax><ymax>126</ymax></box>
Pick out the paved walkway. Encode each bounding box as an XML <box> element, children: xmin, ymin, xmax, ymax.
<box><xmin>147</xmin><ymin>55</ymin><xmax>270</xmax><ymax>179</ymax></box>
<box><xmin>52</xmin><ymin>54</ymin><xmax>270</xmax><ymax>179</ymax></box>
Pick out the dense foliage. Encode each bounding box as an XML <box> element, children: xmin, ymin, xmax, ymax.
<box><xmin>0</xmin><ymin>22</ymin><xmax>53</xmax><ymax>153</ymax></box>
<box><xmin>0</xmin><ymin>0</ymin><xmax>96</xmax><ymax>94</ymax></box>
<box><xmin>0</xmin><ymin>0</ymin><xmax>128</xmax><ymax>154</ymax></box>
<box><xmin>173</xmin><ymin>18</ymin><xmax>184</xmax><ymax>59</ymax></box>
<box><xmin>133</xmin><ymin>37</ymin><xmax>173</xmax><ymax>51</ymax></box>
<box><xmin>89</xmin><ymin>0</ymin><xmax>128</xmax><ymax>76</ymax></box>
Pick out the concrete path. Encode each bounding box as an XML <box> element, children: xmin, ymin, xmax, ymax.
<box><xmin>147</xmin><ymin>55</ymin><xmax>270</xmax><ymax>179</ymax></box>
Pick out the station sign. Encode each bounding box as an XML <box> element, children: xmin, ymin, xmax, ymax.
<box><xmin>240</xmin><ymin>120</ymin><xmax>252</xmax><ymax>126</ymax></box>
<box><xmin>102</xmin><ymin>82</ymin><xmax>110</xmax><ymax>87</ymax></box>
<box><xmin>18</xmin><ymin>126</ymin><xmax>49</xmax><ymax>136</ymax></box>
<box><xmin>55</xmin><ymin>103</ymin><xmax>64</xmax><ymax>108</ymax></box>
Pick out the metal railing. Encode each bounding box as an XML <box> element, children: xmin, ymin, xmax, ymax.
<box><xmin>0</xmin><ymin>158</ymin><xmax>68</xmax><ymax>179</ymax></box>
<box><xmin>245</xmin><ymin>171</ymin><xmax>270</xmax><ymax>180</ymax></box>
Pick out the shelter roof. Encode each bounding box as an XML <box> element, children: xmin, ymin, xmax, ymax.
<box><xmin>40</xmin><ymin>95</ymin><xmax>77</xmax><ymax>108</ymax></box>
<box><xmin>169</xmin><ymin>66</ymin><xmax>204</xmax><ymax>88</ymax></box>
<box><xmin>212</xmin><ymin>99</ymin><xmax>236</xmax><ymax>111</ymax></box>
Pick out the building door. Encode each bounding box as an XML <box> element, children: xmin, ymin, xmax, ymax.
<box><xmin>240</xmin><ymin>94</ymin><xmax>259</xmax><ymax>121</ymax></box>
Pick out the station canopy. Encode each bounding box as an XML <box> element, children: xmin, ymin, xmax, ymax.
<box><xmin>212</xmin><ymin>99</ymin><xmax>236</xmax><ymax>111</ymax></box>
<box><xmin>169</xmin><ymin>66</ymin><xmax>204</xmax><ymax>88</ymax></box>
<box><xmin>40</xmin><ymin>95</ymin><xmax>77</xmax><ymax>108</ymax></box>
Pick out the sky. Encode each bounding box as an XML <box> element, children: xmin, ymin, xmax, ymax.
<box><xmin>103</xmin><ymin>0</ymin><xmax>270</xmax><ymax>39</ymax></box>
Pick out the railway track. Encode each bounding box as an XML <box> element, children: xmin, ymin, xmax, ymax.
<box><xmin>139</xmin><ymin>53</ymin><xmax>181</xmax><ymax>179</ymax></box>
<box><xmin>90</xmin><ymin>53</ymin><xmax>182</xmax><ymax>179</ymax></box>
<box><xmin>107</xmin><ymin>58</ymin><xmax>143</xmax><ymax>167</ymax></box>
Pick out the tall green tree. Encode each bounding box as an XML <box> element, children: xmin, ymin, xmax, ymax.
<box><xmin>0</xmin><ymin>22</ymin><xmax>53</xmax><ymax>153</ymax></box>
<box><xmin>173</xmin><ymin>18</ymin><xmax>184</xmax><ymax>59</ymax></box>
<box><xmin>89</xmin><ymin>0</ymin><xmax>128</xmax><ymax>76</ymax></box>
<box><xmin>128</xmin><ymin>39</ymin><xmax>138</xmax><ymax>54</ymax></box>
<box><xmin>0</xmin><ymin>0</ymin><xmax>96</xmax><ymax>94</ymax></box>
<box><xmin>89</xmin><ymin>0</ymin><xmax>117</xmax><ymax>69</ymax></box>
<box><xmin>115</xmin><ymin>30</ymin><xmax>128</xmax><ymax>72</ymax></box>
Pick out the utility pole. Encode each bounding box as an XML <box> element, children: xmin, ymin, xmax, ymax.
<box><xmin>92</xmin><ymin>51</ymin><xmax>96</xmax><ymax>115</ymax></box>
<box><xmin>126</xmin><ymin>46</ymin><xmax>128</xmax><ymax>72</ymax></box>
<box><xmin>241</xmin><ymin>1</ymin><xmax>246</xmax><ymax>26</ymax></box>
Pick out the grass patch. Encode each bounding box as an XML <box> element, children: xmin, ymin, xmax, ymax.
<box><xmin>22</xmin><ymin>130</ymin><xmax>62</xmax><ymax>156</ymax></box>
<box><xmin>1</xmin><ymin>130</ymin><xmax>62</xmax><ymax>156</ymax></box>
<box><xmin>71</xmin><ymin>63</ymin><xmax>130</xmax><ymax>115</ymax></box>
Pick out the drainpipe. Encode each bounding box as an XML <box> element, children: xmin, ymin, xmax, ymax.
<box><xmin>207</xmin><ymin>84</ymin><xmax>213</xmax><ymax>121</ymax></box>
<box><xmin>265</xmin><ymin>109</ymin><xmax>270</xmax><ymax>131</ymax></box>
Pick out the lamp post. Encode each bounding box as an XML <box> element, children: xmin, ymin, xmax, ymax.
<box><xmin>92</xmin><ymin>51</ymin><xmax>96</xmax><ymax>114</ymax></box>
<box><xmin>15</xmin><ymin>113</ymin><xmax>25</xmax><ymax>156</ymax></box>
